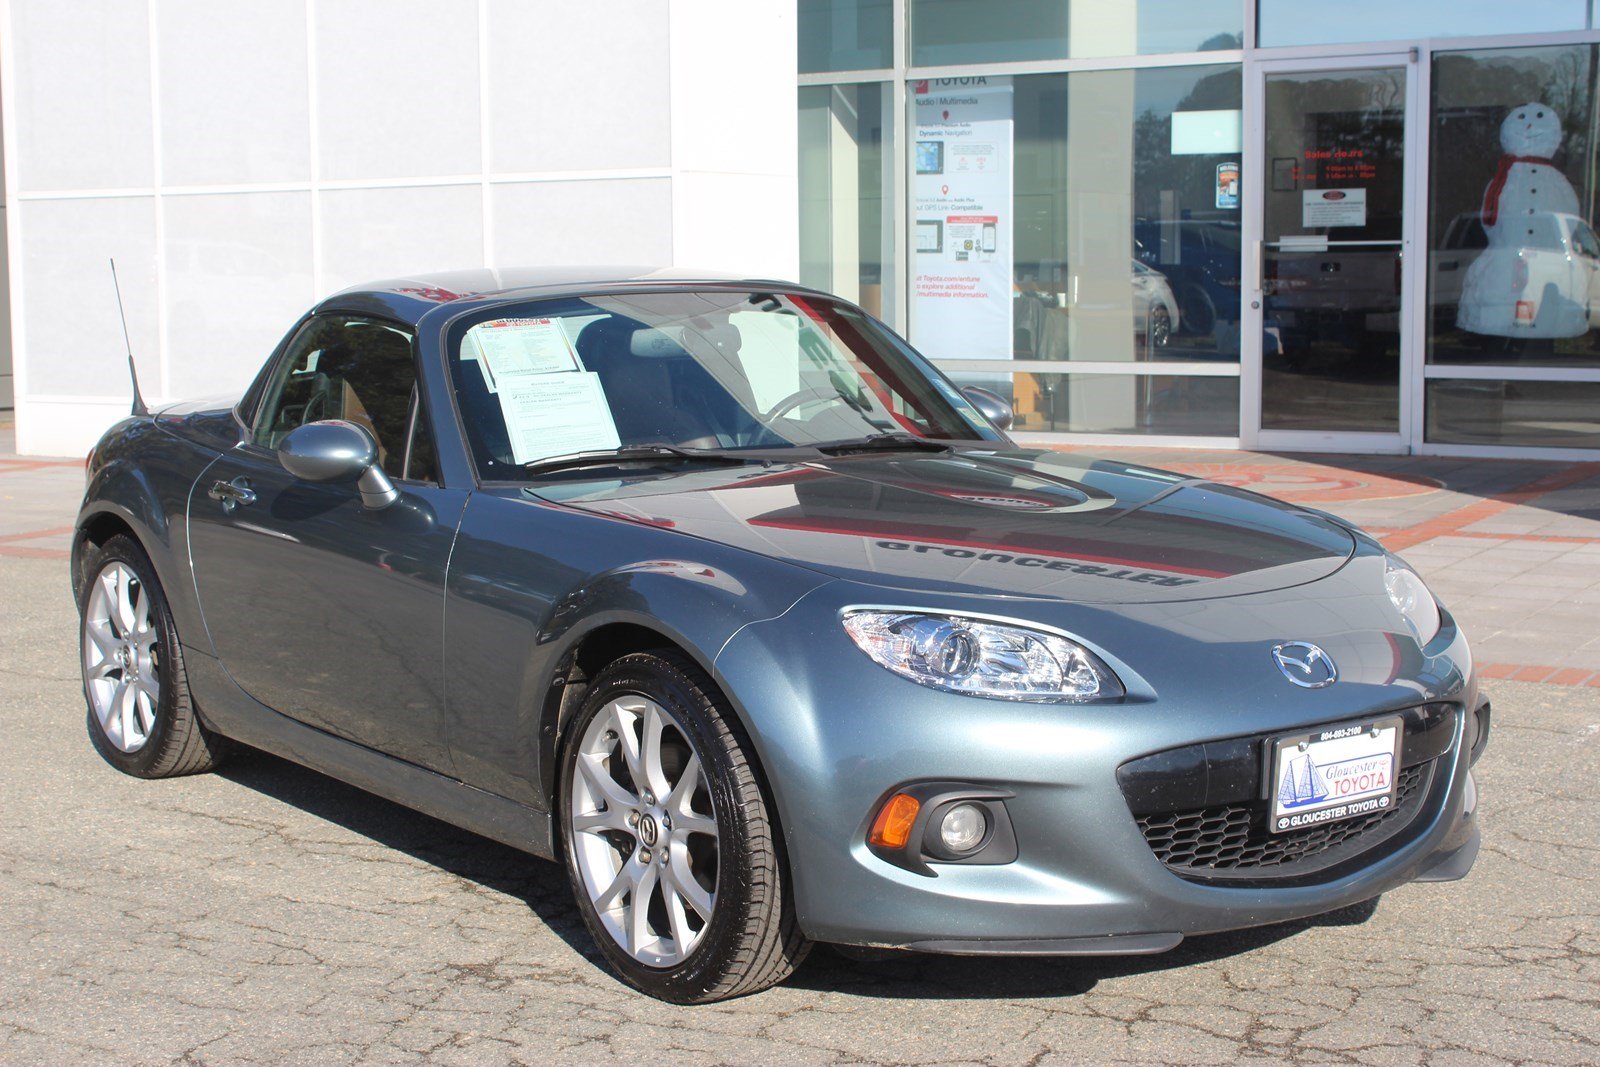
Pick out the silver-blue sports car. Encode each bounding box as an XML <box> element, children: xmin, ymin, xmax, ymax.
<box><xmin>74</xmin><ymin>269</ymin><xmax>1487</xmax><ymax>1002</ymax></box>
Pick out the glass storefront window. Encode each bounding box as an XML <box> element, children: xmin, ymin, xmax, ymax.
<box><xmin>909</xmin><ymin>0</ymin><xmax>1240</xmax><ymax>67</ymax></box>
<box><xmin>950</xmin><ymin>371</ymin><xmax>1240</xmax><ymax>435</ymax></box>
<box><xmin>1259</xmin><ymin>0</ymin><xmax>1588</xmax><ymax>49</ymax></box>
<box><xmin>909</xmin><ymin>65</ymin><xmax>1242</xmax><ymax>368</ymax></box>
<box><xmin>799</xmin><ymin>84</ymin><xmax>896</xmax><ymax>321</ymax></box>
<box><xmin>1428</xmin><ymin>44</ymin><xmax>1600</xmax><ymax>370</ymax></box>
<box><xmin>800</xmin><ymin>0</ymin><xmax>892</xmax><ymax>73</ymax></box>
<box><xmin>1427</xmin><ymin>379</ymin><xmax>1600</xmax><ymax>448</ymax></box>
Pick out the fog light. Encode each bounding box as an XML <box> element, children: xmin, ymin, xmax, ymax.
<box><xmin>938</xmin><ymin>802</ymin><xmax>988</xmax><ymax>854</ymax></box>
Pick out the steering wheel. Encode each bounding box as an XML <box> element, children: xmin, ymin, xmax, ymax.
<box><xmin>762</xmin><ymin>387</ymin><xmax>857</xmax><ymax>422</ymax></box>
<box><xmin>300</xmin><ymin>388</ymin><xmax>331</xmax><ymax>427</ymax></box>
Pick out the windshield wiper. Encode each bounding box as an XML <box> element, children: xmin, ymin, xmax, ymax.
<box><xmin>521</xmin><ymin>444</ymin><xmax>757</xmax><ymax>475</ymax></box>
<box><xmin>814</xmin><ymin>432</ymin><xmax>953</xmax><ymax>456</ymax></box>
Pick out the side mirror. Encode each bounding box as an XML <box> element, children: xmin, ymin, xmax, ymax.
<box><xmin>960</xmin><ymin>386</ymin><xmax>1015</xmax><ymax>432</ymax></box>
<box><xmin>279</xmin><ymin>420</ymin><xmax>400</xmax><ymax>510</ymax></box>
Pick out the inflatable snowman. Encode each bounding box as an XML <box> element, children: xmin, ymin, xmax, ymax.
<box><xmin>1457</xmin><ymin>103</ymin><xmax>1588</xmax><ymax>337</ymax></box>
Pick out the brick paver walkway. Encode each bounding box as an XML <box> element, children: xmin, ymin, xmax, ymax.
<box><xmin>5</xmin><ymin>412</ymin><xmax>1598</xmax><ymax>685</ymax></box>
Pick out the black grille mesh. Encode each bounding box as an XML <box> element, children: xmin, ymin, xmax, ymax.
<box><xmin>1136</xmin><ymin>764</ymin><xmax>1426</xmax><ymax>876</ymax></box>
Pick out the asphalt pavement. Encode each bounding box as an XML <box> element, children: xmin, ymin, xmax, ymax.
<box><xmin>1</xmin><ymin>548</ymin><xmax>1597</xmax><ymax>1065</ymax></box>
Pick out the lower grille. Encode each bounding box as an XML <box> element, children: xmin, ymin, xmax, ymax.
<box><xmin>1137</xmin><ymin>763</ymin><xmax>1429</xmax><ymax>883</ymax></box>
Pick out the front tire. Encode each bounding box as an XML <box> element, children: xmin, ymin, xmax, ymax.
<box><xmin>79</xmin><ymin>534</ymin><xmax>229</xmax><ymax>778</ymax></box>
<box><xmin>559</xmin><ymin>651</ymin><xmax>808</xmax><ymax>1002</ymax></box>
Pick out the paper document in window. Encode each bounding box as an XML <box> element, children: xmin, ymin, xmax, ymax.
<box><xmin>499</xmin><ymin>371</ymin><xmax>620</xmax><ymax>465</ymax></box>
<box><xmin>467</xmin><ymin>318</ymin><xmax>583</xmax><ymax>391</ymax></box>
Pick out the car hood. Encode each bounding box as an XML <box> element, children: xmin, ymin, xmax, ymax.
<box><xmin>530</xmin><ymin>448</ymin><xmax>1358</xmax><ymax>604</ymax></box>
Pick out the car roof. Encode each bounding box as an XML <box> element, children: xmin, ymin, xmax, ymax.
<box><xmin>313</xmin><ymin>266</ymin><xmax>822</xmax><ymax>327</ymax></box>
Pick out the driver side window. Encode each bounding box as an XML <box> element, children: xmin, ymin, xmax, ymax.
<box><xmin>253</xmin><ymin>315</ymin><xmax>436</xmax><ymax>482</ymax></box>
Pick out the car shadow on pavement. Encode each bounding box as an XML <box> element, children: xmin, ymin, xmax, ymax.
<box><xmin>216</xmin><ymin>746</ymin><xmax>609</xmax><ymax>966</ymax></box>
<box><xmin>218</xmin><ymin>745</ymin><xmax>1381</xmax><ymax>1001</ymax></box>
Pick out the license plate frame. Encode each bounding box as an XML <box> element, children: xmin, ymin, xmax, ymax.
<box><xmin>1268</xmin><ymin>715</ymin><xmax>1404</xmax><ymax>834</ymax></box>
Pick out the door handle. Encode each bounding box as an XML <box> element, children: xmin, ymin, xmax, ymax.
<box><xmin>208</xmin><ymin>476</ymin><xmax>256</xmax><ymax>513</ymax></box>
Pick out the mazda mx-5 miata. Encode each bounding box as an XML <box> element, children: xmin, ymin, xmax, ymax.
<box><xmin>74</xmin><ymin>269</ymin><xmax>1488</xmax><ymax>1002</ymax></box>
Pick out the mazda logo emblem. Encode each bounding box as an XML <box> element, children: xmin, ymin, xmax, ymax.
<box><xmin>1272</xmin><ymin>642</ymin><xmax>1338</xmax><ymax>688</ymax></box>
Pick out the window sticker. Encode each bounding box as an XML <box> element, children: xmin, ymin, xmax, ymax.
<box><xmin>498</xmin><ymin>371</ymin><xmax>620</xmax><ymax>465</ymax></box>
<box><xmin>467</xmin><ymin>318</ymin><xmax>583</xmax><ymax>391</ymax></box>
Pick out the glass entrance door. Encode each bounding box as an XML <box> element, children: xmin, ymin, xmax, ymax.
<box><xmin>1247</xmin><ymin>58</ymin><xmax>1417</xmax><ymax>448</ymax></box>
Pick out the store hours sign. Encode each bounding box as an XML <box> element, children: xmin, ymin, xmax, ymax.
<box><xmin>911</xmin><ymin>77</ymin><xmax>1014</xmax><ymax>362</ymax></box>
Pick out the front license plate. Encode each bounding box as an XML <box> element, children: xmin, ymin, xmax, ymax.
<box><xmin>1268</xmin><ymin>716</ymin><xmax>1403</xmax><ymax>834</ymax></box>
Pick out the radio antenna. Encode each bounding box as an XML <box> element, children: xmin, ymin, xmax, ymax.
<box><xmin>109</xmin><ymin>257</ymin><xmax>148</xmax><ymax>416</ymax></box>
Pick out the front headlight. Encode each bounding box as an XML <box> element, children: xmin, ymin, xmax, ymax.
<box><xmin>1384</xmin><ymin>557</ymin><xmax>1442</xmax><ymax>646</ymax></box>
<box><xmin>841</xmin><ymin>611</ymin><xmax>1124</xmax><ymax>702</ymax></box>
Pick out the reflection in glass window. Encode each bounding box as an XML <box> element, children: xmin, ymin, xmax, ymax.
<box><xmin>951</xmin><ymin>371</ymin><xmax>1239</xmax><ymax>436</ymax></box>
<box><xmin>799</xmin><ymin>0</ymin><xmax>892</xmax><ymax>73</ymax></box>
<box><xmin>930</xmin><ymin>67</ymin><xmax>1241</xmax><ymax>357</ymax></box>
<box><xmin>1427</xmin><ymin>379</ymin><xmax>1600</xmax><ymax>448</ymax></box>
<box><xmin>907</xmin><ymin>64</ymin><xmax>1242</xmax><ymax>437</ymax></box>
<box><xmin>1428</xmin><ymin>45</ymin><xmax>1600</xmax><ymax>370</ymax></box>
<box><xmin>799</xmin><ymin>84</ymin><xmax>896</xmax><ymax>321</ymax></box>
<box><xmin>909</xmin><ymin>0</ymin><xmax>1240</xmax><ymax>66</ymax></box>
<box><xmin>1259</xmin><ymin>0</ymin><xmax>1587</xmax><ymax>48</ymax></box>
<box><xmin>1259</xmin><ymin>67</ymin><xmax>1407</xmax><ymax>435</ymax></box>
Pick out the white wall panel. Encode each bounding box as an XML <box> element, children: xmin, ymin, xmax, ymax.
<box><xmin>665</xmin><ymin>0</ymin><xmax>798</xmax><ymax>281</ymax></box>
<box><xmin>492</xmin><ymin>179</ymin><xmax>673</xmax><ymax>268</ymax></box>
<box><xmin>17</xmin><ymin>197</ymin><xmax>157</xmax><ymax>397</ymax></box>
<box><xmin>10</xmin><ymin>0</ymin><xmax>154</xmax><ymax>191</ymax></box>
<box><xmin>319</xmin><ymin>184</ymin><xmax>484</xmax><ymax>294</ymax></box>
<box><xmin>668</xmin><ymin>0</ymin><xmax>797</xmax><ymax>177</ymax></box>
<box><xmin>672</xmin><ymin>172</ymin><xmax>799</xmax><ymax>280</ymax></box>
<box><xmin>487</xmin><ymin>0</ymin><xmax>672</xmax><ymax>173</ymax></box>
<box><xmin>6</xmin><ymin>2</ymin><xmax>803</xmax><ymax>454</ymax></box>
<box><xmin>314</xmin><ymin>0</ymin><xmax>482</xmax><ymax>181</ymax></box>
<box><xmin>158</xmin><ymin>0</ymin><xmax>310</xmax><ymax>187</ymax></box>
<box><xmin>162</xmin><ymin>192</ymin><xmax>313</xmax><ymax>397</ymax></box>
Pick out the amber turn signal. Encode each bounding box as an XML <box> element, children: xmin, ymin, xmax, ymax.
<box><xmin>868</xmin><ymin>793</ymin><xmax>921</xmax><ymax>849</ymax></box>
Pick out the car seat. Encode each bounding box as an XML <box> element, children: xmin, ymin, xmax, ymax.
<box><xmin>576</xmin><ymin>316</ymin><xmax>721</xmax><ymax>448</ymax></box>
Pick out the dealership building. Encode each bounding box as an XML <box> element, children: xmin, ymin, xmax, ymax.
<box><xmin>5</xmin><ymin>0</ymin><xmax>1600</xmax><ymax>458</ymax></box>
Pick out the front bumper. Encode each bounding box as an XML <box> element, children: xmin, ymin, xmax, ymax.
<box><xmin>714</xmin><ymin>569</ymin><xmax>1483</xmax><ymax>953</ymax></box>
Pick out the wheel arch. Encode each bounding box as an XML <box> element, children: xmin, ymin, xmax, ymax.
<box><xmin>75</xmin><ymin>441</ymin><xmax>223</xmax><ymax>651</ymax></box>
<box><xmin>72</xmin><ymin>510</ymin><xmax>138</xmax><ymax>598</ymax></box>
<box><xmin>537</xmin><ymin>617</ymin><xmax>722</xmax><ymax>816</ymax></box>
<box><xmin>534</xmin><ymin>613</ymin><xmax>802</xmax><ymax>883</ymax></box>
<box><xmin>72</xmin><ymin>503</ymin><xmax>160</xmax><ymax>605</ymax></box>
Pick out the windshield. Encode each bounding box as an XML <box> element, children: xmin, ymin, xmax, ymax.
<box><xmin>447</xmin><ymin>289</ymin><xmax>1002</xmax><ymax>478</ymax></box>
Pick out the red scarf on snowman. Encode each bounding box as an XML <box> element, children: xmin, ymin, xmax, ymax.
<box><xmin>1481</xmin><ymin>154</ymin><xmax>1554</xmax><ymax>226</ymax></box>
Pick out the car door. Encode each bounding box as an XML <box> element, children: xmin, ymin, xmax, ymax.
<box><xmin>188</xmin><ymin>313</ymin><xmax>468</xmax><ymax>774</ymax></box>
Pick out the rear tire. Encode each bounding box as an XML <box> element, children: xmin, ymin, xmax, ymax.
<box><xmin>78</xmin><ymin>534</ymin><xmax>230</xmax><ymax>778</ymax></box>
<box><xmin>559</xmin><ymin>650</ymin><xmax>809</xmax><ymax>1002</ymax></box>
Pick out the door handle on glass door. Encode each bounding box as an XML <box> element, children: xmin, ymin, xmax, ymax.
<box><xmin>208</xmin><ymin>477</ymin><xmax>256</xmax><ymax>512</ymax></box>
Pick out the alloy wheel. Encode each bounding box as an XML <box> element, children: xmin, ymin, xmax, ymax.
<box><xmin>1151</xmin><ymin>306</ymin><xmax>1172</xmax><ymax>348</ymax></box>
<box><xmin>83</xmin><ymin>561</ymin><xmax>161</xmax><ymax>753</ymax></box>
<box><xmin>568</xmin><ymin>695</ymin><xmax>720</xmax><ymax>967</ymax></box>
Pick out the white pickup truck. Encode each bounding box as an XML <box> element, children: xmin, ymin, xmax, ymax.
<box><xmin>1433</xmin><ymin>210</ymin><xmax>1600</xmax><ymax>337</ymax></box>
